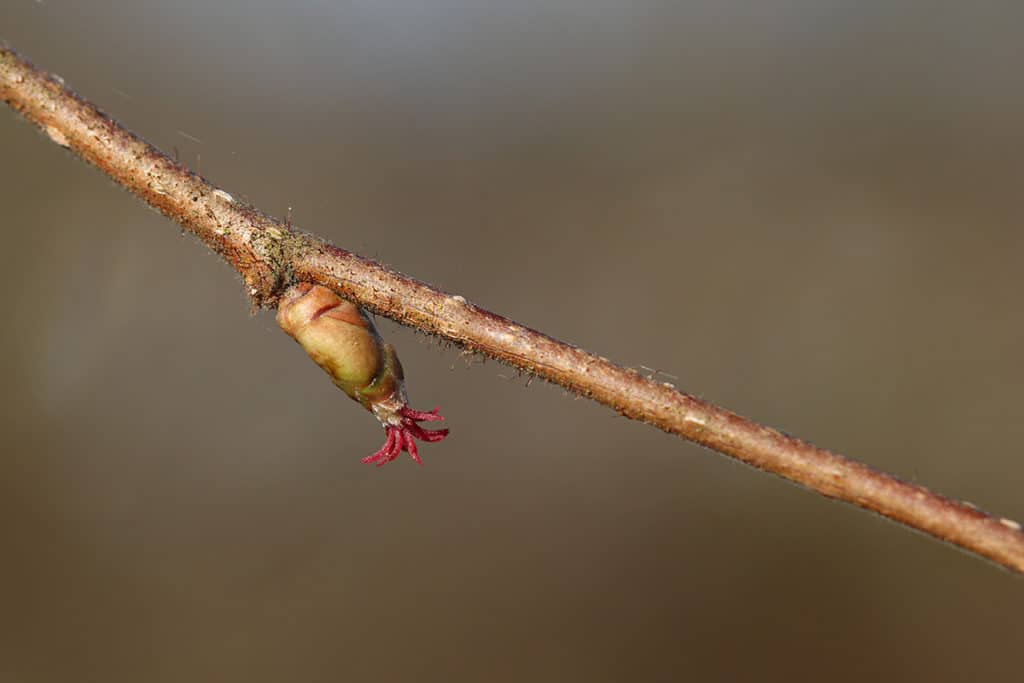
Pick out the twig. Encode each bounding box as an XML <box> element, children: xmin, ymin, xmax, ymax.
<box><xmin>3</xmin><ymin>44</ymin><xmax>1022</xmax><ymax>574</ymax></box>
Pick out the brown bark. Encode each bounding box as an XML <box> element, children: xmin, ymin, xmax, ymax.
<box><xmin>3</xmin><ymin>44</ymin><xmax>1022</xmax><ymax>573</ymax></box>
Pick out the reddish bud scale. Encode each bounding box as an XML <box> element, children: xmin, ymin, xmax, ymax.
<box><xmin>276</xmin><ymin>283</ymin><xmax>449</xmax><ymax>466</ymax></box>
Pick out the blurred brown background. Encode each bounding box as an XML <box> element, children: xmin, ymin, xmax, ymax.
<box><xmin>2</xmin><ymin>2</ymin><xmax>1023</xmax><ymax>681</ymax></box>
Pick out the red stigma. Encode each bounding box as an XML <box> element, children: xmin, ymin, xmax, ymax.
<box><xmin>360</xmin><ymin>406</ymin><xmax>449</xmax><ymax>467</ymax></box>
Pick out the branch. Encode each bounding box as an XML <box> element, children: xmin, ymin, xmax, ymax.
<box><xmin>3</xmin><ymin>44</ymin><xmax>1022</xmax><ymax>574</ymax></box>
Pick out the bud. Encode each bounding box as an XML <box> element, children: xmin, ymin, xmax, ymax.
<box><xmin>276</xmin><ymin>283</ymin><xmax>449</xmax><ymax>466</ymax></box>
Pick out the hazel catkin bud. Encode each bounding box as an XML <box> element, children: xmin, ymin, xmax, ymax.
<box><xmin>275</xmin><ymin>282</ymin><xmax>449</xmax><ymax>466</ymax></box>
<box><xmin>276</xmin><ymin>282</ymin><xmax>388</xmax><ymax>406</ymax></box>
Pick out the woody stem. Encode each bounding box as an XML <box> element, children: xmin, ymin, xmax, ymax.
<box><xmin>3</xmin><ymin>44</ymin><xmax>1023</xmax><ymax>573</ymax></box>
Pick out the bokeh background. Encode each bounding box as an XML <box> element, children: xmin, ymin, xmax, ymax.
<box><xmin>3</xmin><ymin>2</ymin><xmax>1023</xmax><ymax>681</ymax></box>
